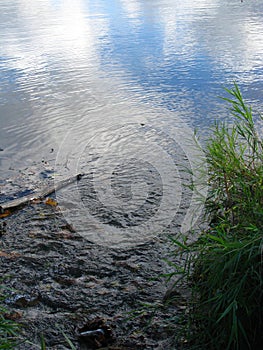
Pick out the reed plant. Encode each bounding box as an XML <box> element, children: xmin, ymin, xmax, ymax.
<box><xmin>171</xmin><ymin>84</ymin><xmax>263</xmax><ymax>349</ymax></box>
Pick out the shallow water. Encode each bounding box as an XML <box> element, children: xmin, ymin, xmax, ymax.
<box><xmin>1</xmin><ymin>0</ymin><xmax>263</xmax><ymax>245</ymax></box>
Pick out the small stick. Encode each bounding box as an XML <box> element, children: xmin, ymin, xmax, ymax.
<box><xmin>0</xmin><ymin>173</ymin><xmax>83</xmax><ymax>213</ymax></box>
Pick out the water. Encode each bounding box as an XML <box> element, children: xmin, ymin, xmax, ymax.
<box><xmin>1</xmin><ymin>0</ymin><xmax>263</xmax><ymax>245</ymax></box>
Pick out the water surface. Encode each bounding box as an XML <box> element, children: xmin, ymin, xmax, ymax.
<box><xmin>1</xmin><ymin>0</ymin><xmax>263</xmax><ymax>244</ymax></box>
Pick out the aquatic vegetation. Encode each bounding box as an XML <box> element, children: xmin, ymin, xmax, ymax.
<box><xmin>170</xmin><ymin>84</ymin><xmax>263</xmax><ymax>349</ymax></box>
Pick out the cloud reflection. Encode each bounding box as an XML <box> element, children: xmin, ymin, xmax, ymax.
<box><xmin>1</xmin><ymin>0</ymin><xmax>263</xmax><ymax>173</ymax></box>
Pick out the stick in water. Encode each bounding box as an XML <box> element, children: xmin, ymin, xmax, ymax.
<box><xmin>0</xmin><ymin>173</ymin><xmax>83</xmax><ymax>213</ymax></box>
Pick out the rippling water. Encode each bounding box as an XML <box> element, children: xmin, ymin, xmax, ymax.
<box><xmin>1</xmin><ymin>0</ymin><xmax>263</xmax><ymax>245</ymax></box>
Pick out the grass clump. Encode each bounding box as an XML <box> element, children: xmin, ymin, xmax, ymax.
<box><xmin>0</xmin><ymin>289</ymin><xmax>19</xmax><ymax>349</ymax></box>
<box><xmin>171</xmin><ymin>84</ymin><xmax>263</xmax><ymax>350</ymax></box>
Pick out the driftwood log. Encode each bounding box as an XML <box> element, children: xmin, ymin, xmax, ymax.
<box><xmin>0</xmin><ymin>173</ymin><xmax>83</xmax><ymax>213</ymax></box>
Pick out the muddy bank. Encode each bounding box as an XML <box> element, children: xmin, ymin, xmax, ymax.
<box><xmin>0</xmin><ymin>179</ymin><xmax>187</xmax><ymax>349</ymax></box>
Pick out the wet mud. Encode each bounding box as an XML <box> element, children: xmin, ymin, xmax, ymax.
<box><xmin>0</xmin><ymin>168</ymin><xmax>186</xmax><ymax>349</ymax></box>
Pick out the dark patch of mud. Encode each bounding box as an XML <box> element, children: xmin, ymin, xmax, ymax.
<box><xmin>0</xmin><ymin>198</ymin><xmax>187</xmax><ymax>349</ymax></box>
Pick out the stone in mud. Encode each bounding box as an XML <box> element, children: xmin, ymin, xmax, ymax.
<box><xmin>5</xmin><ymin>293</ymin><xmax>41</xmax><ymax>307</ymax></box>
<box><xmin>78</xmin><ymin>317</ymin><xmax>114</xmax><ymax>349</ymax></box>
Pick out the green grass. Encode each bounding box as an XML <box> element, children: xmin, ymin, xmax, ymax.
<box><xmin>0</xmin><ymin>290</ymin><xmax>19</xmax><ymax>350</ymax></box>
<box><xmin>170</xmin><ymin>84</ymin><xmax>263</xmax><ymax>350</ymax></box>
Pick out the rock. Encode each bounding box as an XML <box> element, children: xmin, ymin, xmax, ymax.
<box><xmin>78</xmin><ymin>318</ymin><xmax>114</xmax><ymax>349</ymax></box>
<box><xmin>5</xmin><ymin>293</ymin><xmax>41</xmax><ymax>307</ymax></box>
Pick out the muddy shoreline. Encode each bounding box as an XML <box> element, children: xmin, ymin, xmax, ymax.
<box><xmin>1</xmin><ymin>184</ymin><xmax>187</xmax><ymax>349</ymax></box>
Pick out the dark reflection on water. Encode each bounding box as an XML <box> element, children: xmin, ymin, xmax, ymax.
<box><xmin>0</xmin><ymin>1</ymin><xmax>263</xmax><ymax>209</ymax></box>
